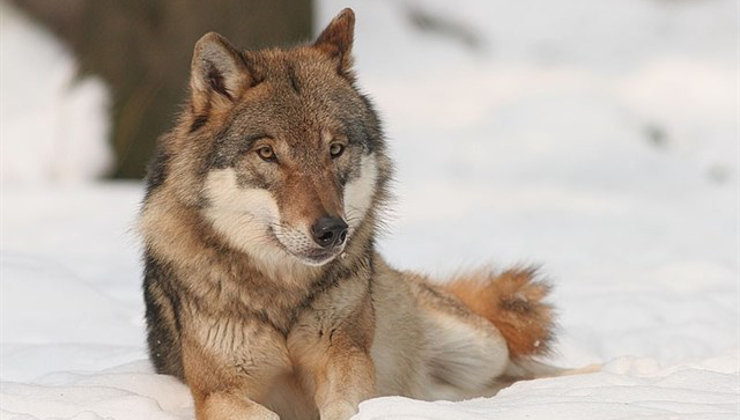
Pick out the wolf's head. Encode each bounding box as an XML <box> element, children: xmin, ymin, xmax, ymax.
<box><xmin>147</xmin><ymin>9</ymin><xmax>389</xmax><ymax>268</ymax></box>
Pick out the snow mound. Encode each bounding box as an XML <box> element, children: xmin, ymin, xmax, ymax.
<box><xmin>358</xmin><ymin>355</ymin><xmax>739</xmax><ymax>419</ymax></box>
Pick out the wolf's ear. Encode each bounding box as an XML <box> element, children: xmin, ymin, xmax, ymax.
<box><xmin>314</xmin><ymin>8</ymin><xmax>355</xmax><ymax>76</ymax></box>
<box><xmin>190</xmin><ymin>32</ymin><xmax>249</xmax><ymax>111</ymax></box>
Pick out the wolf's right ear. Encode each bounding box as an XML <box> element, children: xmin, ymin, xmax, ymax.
<box><xmin>190</xmin><ymin>32</ymin><xmax>250</xmax><ymax>112</ymax></box>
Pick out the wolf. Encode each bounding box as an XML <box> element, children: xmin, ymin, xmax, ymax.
<box><xmin>139</xmin><ymin>8</ymin><xmax>581</xmax><ymax>420</ymax></box>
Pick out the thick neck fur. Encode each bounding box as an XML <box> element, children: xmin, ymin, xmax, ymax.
<box><xmin>139</xmin><ymin>182</ymin><xmax>380</xmax><ymax>334</ymax></box>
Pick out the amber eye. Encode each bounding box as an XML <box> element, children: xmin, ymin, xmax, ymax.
<box><xmin>329</xmin><ymin>143</ymin><xmax>345</xmax><ymax>159</ymax></box>
<box><xmin>257</xmin><ymin>146</ymin><xmax>277</xmax><ymax>162</ymax></box>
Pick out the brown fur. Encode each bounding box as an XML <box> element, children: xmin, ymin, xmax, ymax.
<box><xmin>442</xmin><ymin>267</ymin><xmax>555</xmax><ymax>359</ymax></box>
<box><xmin>139</xmin><ymin>8</ymin><xmax>577</xmax><ymax>420</ymax></box>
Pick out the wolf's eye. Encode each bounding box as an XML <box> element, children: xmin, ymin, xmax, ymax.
<box><xmin>257</xmin><ymin>146</ymin><xmax>277</xmax><ymax>162</ymax></box>
<box><xmin>329</xmin><ymin>143</ymin><xmax>345</xmax><ymax>159</ymax></box>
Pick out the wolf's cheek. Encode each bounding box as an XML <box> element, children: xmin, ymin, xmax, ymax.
<box><xmin>343</xmin><ymin>153</ymin><xmax>378</xmax><ymax>230</ymax></box>
<box><xmin>202</xmin><ymin>168</ymin><xmax>282</xmax><ymax>252</ymax></box>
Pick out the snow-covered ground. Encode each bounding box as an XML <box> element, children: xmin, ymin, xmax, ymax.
<box><xmin>1</xmin><ymin>0</ymin><xmax>738</xmax><ymax>418</ymax></box>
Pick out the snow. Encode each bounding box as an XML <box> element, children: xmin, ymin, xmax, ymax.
<box><xmin>1</xmin><ymin>0</ymin><xmax>738</xmax><ymax>418</ymax></box>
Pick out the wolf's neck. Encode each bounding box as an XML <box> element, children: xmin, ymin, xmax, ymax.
<box><xmin>140</xmin><ymin>188</ymin><xmax>378</xmax><ymax>329</ymax></box>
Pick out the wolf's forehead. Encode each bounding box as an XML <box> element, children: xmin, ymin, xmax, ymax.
<box><xmin>252</xmin><ymin>49</ymin><xmax>339</xmax><ymax>92</ymax></box>
<box><xmin>228</xmin><ymin>94</ymin><xmax>346</xmax><ymax>143</ymax></box>
<box><xmin>230</xmin><ymin>83</ymin><xmax>365</xmax><ymax>140</ymax></box>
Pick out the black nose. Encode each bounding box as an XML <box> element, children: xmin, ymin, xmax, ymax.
<box><xmin>311</xmin><ymin>216</ymin><xmax>348</xmax><ymax>248</ymax></box>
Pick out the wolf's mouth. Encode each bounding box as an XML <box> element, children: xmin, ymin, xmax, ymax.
<box><xmin>269</xmin><ymin>225</ymin><xmax>345</xmax><ymax>266</ymax></box>
<box><xmin>282</xmin><ymin>243</ymin><xmax>345</xmax><ymax>266</ymax></box>
<box><xmin>298</xmin><ymin>246</ymin><xmax>345</xmax><ymax>266</ymax></box>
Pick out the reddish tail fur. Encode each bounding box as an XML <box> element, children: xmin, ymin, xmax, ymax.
<box><xmin>442</xmin><ymin>267</ymin><xmax>555</xmax><ymax>359</ymax></box>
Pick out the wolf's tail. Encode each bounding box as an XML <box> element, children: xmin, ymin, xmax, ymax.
<box><xmin>441</xmin><ymin>266</ymin><xmax>555</xmax><ymax>360</ymax></box>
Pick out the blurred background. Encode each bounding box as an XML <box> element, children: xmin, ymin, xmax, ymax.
<box><xmin>3</xmin><ymin>0</ymin><xmax>313</xmax><ymax>180</ymax></box>
<box><xmin>0</xmin><ymin>0</ymin><xmax>738</xmax><ymax>417</ymax></box>
<box><xmin>2</xmin><ymin>0</ymin><xmax>736</xmax><ymax>184</ymax></box>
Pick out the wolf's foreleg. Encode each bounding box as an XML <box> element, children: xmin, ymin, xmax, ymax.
<box><xmin>313</xmin><ymin>335</ymin><xmax>376</xmax><ymax>420</ymax></box>
<box><xmin>320</xmin><ymin>353</ymin><xmax>375</xmax><ymax>419</ymax></box>
<box><xmin>195</xmin><ymin>390</ymin><xmax>279</xmax><ymax>420</ymax></box>
<box><xmin>290</xmin><ymin>299</ymin><xmax>377</xmax><ymax>420</ymax></box>
<box><xmin>182</xmin><ymin>322</ymin><xmax>291</xmax><ymax>420</ymax></box>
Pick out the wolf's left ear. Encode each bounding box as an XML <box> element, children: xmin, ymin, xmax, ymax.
<box><xmin>190</xmin><ymin>32</ymin><xmax>250</xmax><ymax>112</ymax></box>
<box><xmin>314</xmin><ymin>8</ymin><xmax>355</xmax><ymax>76</ymax></box>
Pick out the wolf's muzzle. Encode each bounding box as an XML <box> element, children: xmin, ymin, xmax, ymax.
<box><xmin>311</xmin><ymin>216</ymin><xmax>348</xmax><ymax>248</ymax></box>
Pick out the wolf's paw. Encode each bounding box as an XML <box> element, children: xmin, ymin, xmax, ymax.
<box><xmin>319</xmin><ymin>399</ymin><xmax>358</xmax><ymax>420</ymax></box>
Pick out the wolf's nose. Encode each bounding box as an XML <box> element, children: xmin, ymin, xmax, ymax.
<box><xmin>311</xmin><ymin>216</ymin><xmax>349</xmax><ymax>248</ymax></box>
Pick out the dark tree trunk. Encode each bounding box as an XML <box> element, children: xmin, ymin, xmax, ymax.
<box><xmin>13</xmin><ymin>0</ymin><xmax>313</xmax><ymax>179</ymax></box>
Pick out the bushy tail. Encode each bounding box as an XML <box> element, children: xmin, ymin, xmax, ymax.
<box><xmin>442</xmin><ymin>267</ymin><xmax>555</xmax><ymax>359</ymax></box>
